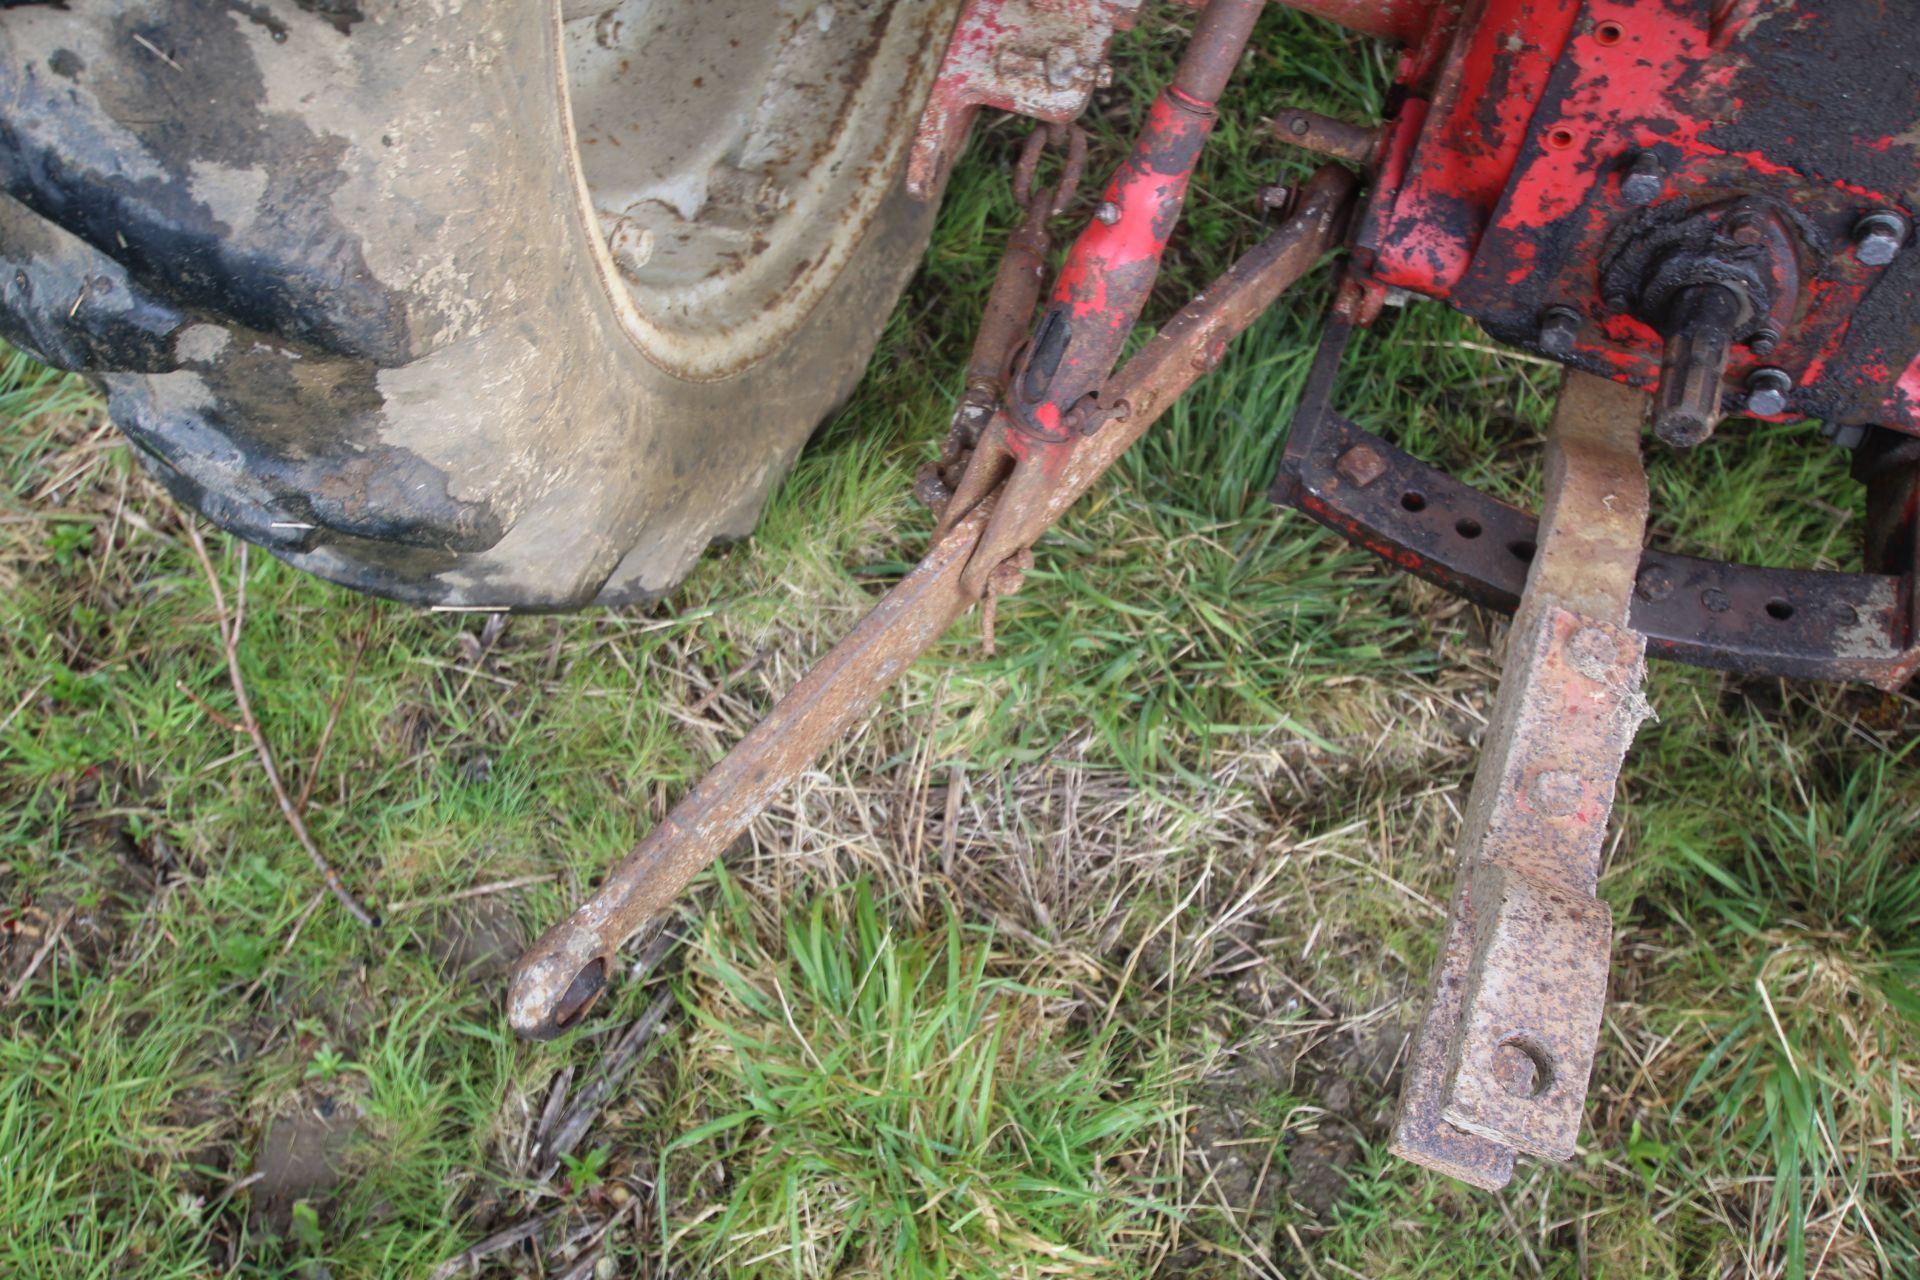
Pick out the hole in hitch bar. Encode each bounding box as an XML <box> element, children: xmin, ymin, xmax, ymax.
<box><xmin>1455</xmin><ymin>517</ymin><xmax>1483</xmax><ymax>539</ymax></box>
<box><xmin>1495</xmin><ymin>1035</ymin><xmax>1556</xmax><ymax>1099</ymax></box>
<box><xmin>1400</xmin><ymin>490</ymin><xmax>1426</xmax><ymax>512</ymax></box>
<box><xmin>1766</xmin><ymin>598</ymin><xmax>1796</xmax><ymax>621</ymax></box>
<box><xmin>1508</xmin><ymin>539</ymin><xmax>1537</xmax><ymax>562</ymax></box>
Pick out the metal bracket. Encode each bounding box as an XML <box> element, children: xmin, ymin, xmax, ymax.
<box><xmin>1273</xmin><ymin>324</ymin><xmax>1920</xmax><ymax>690</ymax></box>
<box><xmin>908</xmin><ymin>0</ymin><xmax>1148</xmax><ymax>199</ymax></box>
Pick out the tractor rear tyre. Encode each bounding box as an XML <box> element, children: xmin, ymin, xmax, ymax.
<box><xmin>0</xmin><ymin>0</ymin><xmax>958</xmax><ymax>607</ymax></box>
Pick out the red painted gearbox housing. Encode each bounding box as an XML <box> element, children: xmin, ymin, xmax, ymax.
<box><xmin>1316</xmin><ymin>0</ymin><xmax>1920</xmax><ymax>435</ymax></box>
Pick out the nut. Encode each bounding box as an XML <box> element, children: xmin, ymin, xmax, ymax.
<box><xmin>1854</xmin><ymin>210</ymin><xmax>1909</xmax><ymax>267</ymax></box>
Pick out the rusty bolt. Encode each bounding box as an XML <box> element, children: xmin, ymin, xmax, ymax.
<box><xmin>1701</xmin><ymin>587</ymin><xmax>1732</xmax><ymax>613</ymax></box>
<box><xmin>1567</xmin><ymin>626</ymin><xmax>1618</xmax><ymax>681</ymax></box>
<box><xmin>1724</xmin><ymin>210</ymin><xmax>1767</xmax><ymax>247</ymax></box>
<box><xmin>1287</xmin><ymin>114</ymin><xmax>1311</xmax><ymax>137</ymax></box>
<box><xmin>1620</xmin><ymin>151</ymin><xmax>1665</xmax><ymax>207</ymax></box>
<box><xmin>1745</xmin><ymin>367</ymin><xmax>1793</xmax><ymax>417</ymax></box>
<box><xmin>1853</xmin><ymin>210</ymin><xmax>1909</xmax><ymax>267</ymax></box>
<box><xmin>1335</xmin><ymin>445</ymin><xmax>1388</xmax><ymax>488</ymax></box>
<box><xmin>1529</xmin><ymin>770</ymin><xmax>1585</xmax><ymax>818</ymax></box>
<box><xmin>1537</xmin><ymin>306</ymin><xmax>1582</xmax><ymax>357</ymax></box>
<box><xmin>1634</xmin><ymin>562</ymin><xmax>1674</xmax><ymax>602</ymax></box>
<box><xmin>1746</xmin><ymin>327</ymin><xmax>1780</xmax><ymax>357</ymax></box>
<box><xmin>1095</xmin><ymin>201</ymin><xmax>1121</xmax><ymax>226</ymax></box>
<box><xmin>1258</xmin><ymin>184</ymin><xmax>1292</xmax><ymax>211</ymax></box>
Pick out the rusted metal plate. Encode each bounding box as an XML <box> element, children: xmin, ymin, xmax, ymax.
<box><xmin>907</xmin><ymin>0</ymin><xmax>1148</xmax><ymax>199</ymax></box>
<box><xmin>1273</xmin><ymin>325</ymin><xmax>1920</xmax><ymax>689</ymax></box>
<box><xmin>1443</xmin><ymin>863</ymin><xmax>1613</xmax><ymax>1159</ymax></box>
<box><xmin>1390</xmin><ymin>372</ymin><xmax>1653</xmax><ymax>1187</ymax></box>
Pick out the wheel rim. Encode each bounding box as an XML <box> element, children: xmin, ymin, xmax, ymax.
<box><xmin>558</xmin><ymin>0</ymin><xmax>957</xmax><ymax>381</ymax></box>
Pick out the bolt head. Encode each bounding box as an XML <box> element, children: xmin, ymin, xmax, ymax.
<box><xmin>1095</xmin><ymin>201</ymin><xmax>1121</xmax><ymax>226</ymax></box>
<box><xmin>1635</xmin><ymin>563</ymin><xmax>1675</xmax><ymax>602</ymax></box>
<box><xmin>1745</xmin><ymin>367</ymin><xmax>1793</xmax><ymax>417</ymax></box>
<box><xmin>1335</xmin><ymin>444</ymin><xmax>1388</xmax><ymax>488</ymax></box>
<box><xmin>1620</xmin><ymin>152</ymin><xmax>1665</xmax><ymax>207</ymax></box>
<box><xmin>1723</xmin><ymin>209</ymin><xmax>1768</xmax><ymax>247</ymax></box>
<box><xmin>1746</xmin><ymin>328</ymin><xmax>1779</xmax><ymax>356</ymax></box>
<box><xmin>1854</xmin><ymin>211</ymin><xmax>1909</xmax><ymax>265</ymax></box>
<box><xmin>1537</xmin><ymin>307</ymin><xmax>1582</xmax><ymax>356</ymax></box>
<box><xmin>1044</xmin><ymin>45</ymin><xmax>1085</xmax><ymax>90</ymax></box>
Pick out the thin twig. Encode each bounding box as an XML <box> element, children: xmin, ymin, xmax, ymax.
<box><xmin>539</xmin><ymin>991</ymin><xmax>675</xmax><ymax>1177</ymax></box>
<box><xmin>0</xmin><ymin>676</ymin><xmax>50</xmax><ymax>738</ymax></box>
<box><xmin>687</xmin><ymin>647</ymin><xmax>770</xmax><ymax>717</ymax></box>
<box><xmin>185</xmin><ymin>523</ymin><xmax>379</xmax><ymax>928</ymax></box>
<box><xmin>554</xmin><ymin>1244</ymin><xmax>606</xmax><ymax>1280</ymax></box>
<box><xmin>428</xmin><ymin>1207</ymin><xmax>567</xmax><ymax>1280</ymax></box>
<box><xmin>174</xmin><ymin>679</ymin><xmax>246</xmax><ymax>735</ymax></box>
<box><xmin>383</xmin><ymin>875</ymin><xmax>556</xmax><ymax>915</ymax></box>
<box><xmin>130</xmin><ymin>31</ymin><xmax>182</xmax><ymax>70</ymax></box>
<box><xmin>1</xmin><ymin>905</ymin><xmax>75</xmax><ymax>1006</ymax></box>
<box><xmin>296</xmin><ymin>620</ymin><xmax>371</xmax><ymax>815</ymax></box>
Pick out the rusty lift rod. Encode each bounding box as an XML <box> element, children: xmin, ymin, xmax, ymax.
<box><xmin>507</xmin><ymin>168</ymin><xmax>1355</xmax><ymax>1040</ymax></box>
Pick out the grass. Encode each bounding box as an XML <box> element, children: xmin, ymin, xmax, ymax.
<box><xmin>661</xmin><ymin>874</ymin><xmax>1178</xmax><ymax>1277</ymax></box>
<box><xmin>2</xmin><ymin>6</ymin><xmax>1917</xmax><ymax>1278</ymax></box>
